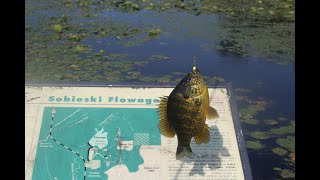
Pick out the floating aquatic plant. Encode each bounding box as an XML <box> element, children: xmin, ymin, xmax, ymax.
<box><xmin>272</xmin><ymin>147</ymin><xmax>287</xmax><ymax>156</ymax></box>
<box><xmin>270</xmin><ymin>125</ymin><xmax>294</xmax><ymax>135</ymax></box>
<box><xmin>276</xmin><ymin>136</ymin><xmax>295</xmax><ymax>152</ymax></box>
<box><xmin>278</xmin><ymin>169</ymin><xmax>295</xmax><ymax>179</ymax></box>
<box><xmin>76</xmin><ymin>44</ymin><xmax>89</xmax><ymax>52</ymax></box>
<box><xmin>249</xmin><ymin>131</ymin><xmax>271</xmax><ymax>140</ymax></box>
<box><xmin>264</xmin><ymin>119</ymin><xmax>278</xmax><ymax>125</ymax></box>
<box><xmin>277</xmin><ymin>117</ymin><xmax>288</xmax><ymax>121</ymax></box>
<box><xmin>69</xmin><ymin>64</ymin><xmax>81</xmax><ymax>71</ymax></box>
<box><xmin>149</xmin><ymin>28</ymin><xmax>161</xmax><ymax>36</ymax></box>
<box><xmin>234</xmin><ymin>88</ymin><xmax>253</xmax><ymax>94</ymax></box>
<box><xmin>53</xmin><ymin>24</ymin><xmax>62</xmax><ymax>33</ymax></box>
<box><xmin>243</xmin><ymin>119</ymin><xmax>259</xmax><ymax>125</ymax></box>
<box><xmin>205</xmin><ymin>76</ymin><xmax>225</xmax><ymax>84</ymax></box>
<box><xmin>149</xmin><ymin>54</ymin><xmax>171</xmax><ymax>61</ymax></box>
<box><xmin>245</xmin><ymin>140</ymin><xmax>263</xmax><ymax>150</ymax></box>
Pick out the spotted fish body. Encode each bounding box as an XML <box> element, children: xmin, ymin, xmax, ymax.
<box><xmin>158</xmin><ymin>66</ymin><xmax>219</xmax><ymax>160</ymax></box>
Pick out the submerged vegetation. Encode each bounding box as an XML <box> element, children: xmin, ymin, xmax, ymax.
<box><xmin>26</xmin><ymin>0</ymin><xmax>294</xmax><ymax>179</ymax></box>
<box><xmin>26</xmin><ymin>0</ymin><xmax>295</xmax><ymax>81</ymax></box>
<box><xmin>235</xmin><ymin>87</ymin><xmax>295</xmax><ymax>178</ymax></box>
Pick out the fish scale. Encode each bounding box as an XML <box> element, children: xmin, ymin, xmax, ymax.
<box><xmin>158</xmin><ymin>62</ymin><xmax>219</xmax><ymax>160</ymax></box>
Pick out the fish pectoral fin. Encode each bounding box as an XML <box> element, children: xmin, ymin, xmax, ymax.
<box><xmin>194</xmin><ymin>125</ymin><xmax>210</xmax><ymax>144</ymax></box>
<box><xmin>207</xmin><ymin>106</ymin><xmax>219</xmax><ymax>120</ymax></box>
<box><xmin>158</xmin><ymin>96</ymin><xmax>175</xmax><ymax>138</ymax></box>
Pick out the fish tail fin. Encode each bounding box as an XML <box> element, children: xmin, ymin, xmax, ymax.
<box><xmin>176</xmin><ymin>145</ymin><xmax>194</xmax><ymax>160</ymax></box>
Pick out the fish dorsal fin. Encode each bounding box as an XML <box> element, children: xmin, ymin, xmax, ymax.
<box><xmin>194</xmin><ymin>124</ymin><xmax>210</xmax><ymax>144</ymax></box>
<box><xmin>207</xmin><ymin>106</ymin><xmax>219</xmax><ymax>120</ymax></box>
<box><xmin>158</xmin><ymin>96</ymin><xmax>175</xmax><ymax>138</ymax></box>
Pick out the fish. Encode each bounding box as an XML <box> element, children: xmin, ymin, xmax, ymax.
<box><xmin>158</xmin><ymin>59</ymin><xmax>219</xmax><ymax>160</ymax></box>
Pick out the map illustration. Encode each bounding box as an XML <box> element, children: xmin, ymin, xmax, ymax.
<box><xmin>32</xmin><ymin>107</ymin><xmax>161</xmax><ymax>180</ymax></box>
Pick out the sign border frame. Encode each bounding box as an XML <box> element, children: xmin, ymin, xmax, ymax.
<box><xmin>25</xmin><ymin>81</ymin><xmax>253</xmax><ymax>180</ymax></box>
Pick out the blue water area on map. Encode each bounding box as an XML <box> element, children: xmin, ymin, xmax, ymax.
<box><xmin>32</xmin><ymin>107</ymin><xmax>161</xmax><ymax>180</ymax></box>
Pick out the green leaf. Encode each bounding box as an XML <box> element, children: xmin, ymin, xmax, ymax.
<box><xmin>250</xmin><ymin>131</ymin><xmax>271</xmax><ymax>140</ymax></box>
<box><xmin>272</xmin><ymin>147</ymin><xmax>287</xmax><ymax>156</ymax></box>
<box><xmin>53</xmin><ymin>24</ymin><xmax>62</xmax><ymax>33</ymax></box>
<box><xmin>273</xmin><ymin>167</ymin><xmax>282</xmax><ymax>171</ymax></box>
<box><xmin>149</xmin><ymin>28</ymin><xmax>161</xmax><ymax>36</ymax></box>
<box><xmin>243</xmin><ymin>119</ymin><xmax>258</xmax><ymax>125</ymax></box>
<box><xmin>76</xmin><ymin>45</ymin><xmax>89</xmax><ymax>52</ymax></box>
<box><xmin>132</xmin><ymin>4</ymin><xmax>140</xmax><ymax>10</ymax></box>
<box><xmin>264</xmin><ymin>119</ymin><xmax>278</xmax><ymax>125</ymax></box>
<box><xmin>245</xmin><ymin>141</ymin><xmax>263</xmax><ymax>149</ymax></box>
<box><xmin>279</xmin><ymin>169</ymin><xmax>295</xmax><ymax>178</ymax></box>
<box><xmin>276</xmin><ymin>136</ymin><xmax>295</xmax><ymax>152</ymax></box>
<box><xmin>270</xmin><ymin>125</ymin><xmax>294</xmax><ymax>135</ymax></box>
<box><xmin>277</xmin><ymin>117</ymin><xmax>287</xmax><ymax>121</ymax></box>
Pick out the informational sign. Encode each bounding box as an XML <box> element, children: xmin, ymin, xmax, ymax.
<box><xmin>25</xmin><ymin>84</ymin><xmax>252</xmax><ymax>180</ymax></box>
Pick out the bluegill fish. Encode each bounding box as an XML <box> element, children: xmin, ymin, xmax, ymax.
<box><xmin>158</xmin><ymin>63</ymin><xmax>219</xmax><ymax>160</ymax></box>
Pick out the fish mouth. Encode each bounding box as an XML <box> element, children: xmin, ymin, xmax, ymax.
<box><xmin>183</xmin><ymin>94</ymin><xmax>190</xmax><ymax>100</ymax></box>
<box><xmin>191</xmin><ymin>69</ymin><xmax>201</xmax><ymax>75</ymax></box>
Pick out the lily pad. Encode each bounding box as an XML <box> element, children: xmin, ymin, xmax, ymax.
<box><xmin>206</xmin><ymin>76</ymin><xmax>225</xmax><ymax>83</ymax></box>
<box><xmin>270</xmin><ymin>125</ymin><xmax>294</xmax><ymax>135</ymax></box>
<box><xmin>76</xmin><ymin>45</ymin><xmax>89</xmax><ymax>52</ymax></box>
<box><xmin>235</xmin><ymin>95</ymin><xmax>246</xmax><ymax>102</ymax></box>
<box><xmin>264</xmin><ymin>119</ymin><xmax>278</xmax><ymax>125</ymax></box>
<box><xmin>162</xmin><ymin>3</ymin><xmax>171</xmax><ymax>9</ymax></box>
<box><xmin>273</xmin><ymin>167</ymin><xmax>282</xmax><ymax>171</ymax></box>
<box><xmin>235</xmin><ymin>95</ymin><xmax>252</xmax><ymax>103</ymax></box>
<box><xmin>277</xmin><ymin>117</ymin><xmax>288</xmax><ymax>121</ymax></box>
<box><xmin>139</xmin><ymin>76</ymin><xmax>157</xmax><ymax>82</ymax></box>
<box><xmin>125</xmin><ymin>71</ymin><xmax>141</xmax><ymax>80</ymax></box>
<box><xmin>99</xmin><ymin>50</ymin><xmax>105</xmax><ymax>56</ymax></box>
<box><xmin>276</xmin><ymin>136</ymin><xmax>295</xmax><ymax>152</ymax></box>
<box><xmin>107</xmin><ymin>53</ymin><xmax>131</xmax><ymax>60</ymax></box>
<box><xmin>234</xmin><ymin>88</ymin><xmax>253</xmax><ymax>94</ymax></box>
<box><xmin>278</xmin><ymin>169</ymin><xmax>295</xmax><ymax>179</ymax></box>
<box><xmin>149</xmin><ymin>28</ymin><xmax>161</xmax><ymax>36</ymax></box>
<box><xmin>156</xmin><ymin>75</ymin><xmax>173</xmax><ymax>83</ymax></box>
<box><xmin>243</xmin><ymin>118</ymin><xmax>258</xmax><ymax>125</ymax></box>
<box><xmin>146</xmin><ymin>3</ymin><xmax>155</xmax><ymax>10</ymax></box>
<box><xmin>245</xmin><ymin>141</ymin><xmax>263</xmax><ymax>150</ymax></box>
<box><xmin>124</xmin><ymin>1</ymin><xmax>132</xmax><ymax>7</ymax></box>
<box><xmin>53</xmin><ymin>24</ymin><xmax>62</xmax><ymax>33</ymax></box>
<box><xmin>68</xmin><ymin>34</ymin><xmax>81</xmax><ymax>42</ymax></box>
<box><xmin>132</xmin><ymin>3</ymin><xmax>140</xmax><ymax>10</ymax></box>
<box><xmin>149</xmin><ymin>54</ymin><xmax>171</xmax><ymax>61</ymax></box>
<box><xmin>172</xmin><ymin>72</ymin><xmax>185</xmax><ymax>76</ymax></box>
<box><xmin>173</xmin><ymin>78</ymin><xmax>182</xmax><ymax>83</ymax></box>
<box><xmin>70</xmin><ymin>64</ymin><xmax>80</xmax><ymax>71</ymax></box>
<box><xmin>272</xmin><ymin>147</ymin><xmax>287</xmax><ymax>156</ymax></box>
<box><xmin>249</xmin><ymin>131</ymin><xmax>271</xmax><ymax>140</ymax></box>
<box><xmin>290</xmin><ymin>121</ymin><xmax>295</xmax><ymax>126</ymax></box>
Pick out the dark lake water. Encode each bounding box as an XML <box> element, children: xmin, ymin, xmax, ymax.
<box><xmin>26</xmin><ymin>0</ymin><xmax>295</xmax><ymax>179</ymax></box>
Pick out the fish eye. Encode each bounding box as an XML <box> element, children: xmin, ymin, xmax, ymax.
<box><xmin>186</xmin><ymin>78</ymin><xmax>191</xmax><ymax>82</ymax></box>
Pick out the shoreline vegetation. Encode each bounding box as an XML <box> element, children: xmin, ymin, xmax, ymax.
<box><xmin>26</xmin><ymin>1</ymin><xmax>295</xmax><ymax>178</ymax></box>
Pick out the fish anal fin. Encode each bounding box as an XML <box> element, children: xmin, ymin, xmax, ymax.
<box><xmin>158</xmin><ymin>96</ymin><xmax>175</xmax><ymax>138</ymax></box>
<box><xmin>194</xmin><ymin>125</ymin><xmax>210</xmax><ymax>144</ymax></box>
<box><xmin>207</xmin><ymin>106</ymin><xmax>219</xmax><ymax>120</ymax></box>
